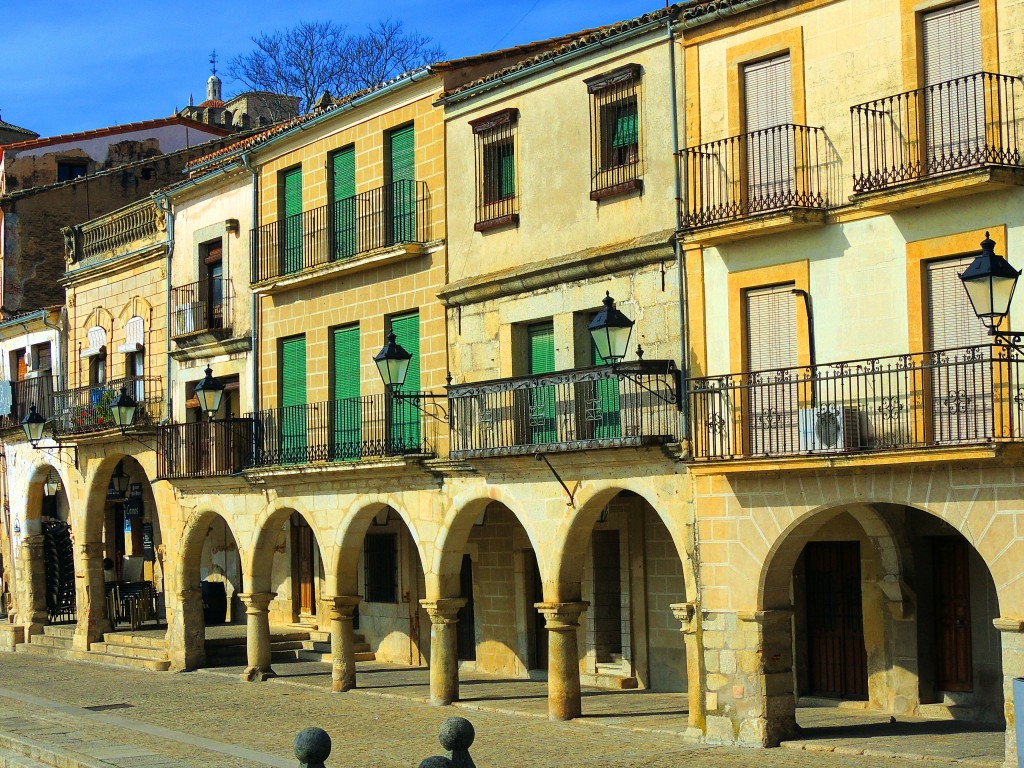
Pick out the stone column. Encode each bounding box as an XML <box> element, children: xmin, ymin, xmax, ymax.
<box><xmin>238</xmin><ymin>592</ymin><xmax>276</xmax><ymax>681</ymax></box>
<box><xmin>323</xmin><ymin>595</ymin><xmax>361</xmax><ymax>692</ymax></box>
<box><xmin>994</xmin><ymin>617</ymin><xmax>1024</xmax><ymax>768</ymax></box>
<box><xmin>18</xmin><ymin>534</ymin><xmax>48</xmax><ymax>636</ymax></box>
<box><xmin>536</xmin><ymin>601</ymin><xmax>588</xmax><ymax>721</ymax></box>
<box><xmin>73</xmin><ymin>542</ymin><xmax>112</xmax><ymax>651</ymax></box>
<box><xmin>671</xmin><ymin>602</ymin><xmax>707</xmax><ymax>740</ymax></box>
<box><xmin>421</xmin><ymin>598</ymin><xmax>467</xmax><ymax>706</ymax></box>
<box><xmin>701</xmin><ymin>609</ymin><xmax>796</xmax><ymax>747</ymax></box>
<box><xmin>166</xmin><ymin>588</ymin><xmax>206</xmax><ymax>671</ymax></box>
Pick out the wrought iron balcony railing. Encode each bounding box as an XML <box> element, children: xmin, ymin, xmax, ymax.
<box><xmin>448</xmin><ymin>361</ymin><xmax>681</xmax><ymax>459</ymax></box>
<box><xmin>170</xmin><ymin>278</ymin><xmax>231</xmax><ymax>339</ymax></box>
<box><xmin>252</xmin><ymin>180</ymin><xmax>429</xmax><ymax>284</ymax></box>
<box><xmin>156</xmin><ymin>418</ymin><xmax>254</xmax><ymax>479</ymax></box>
<box><xmin>0</xmin><ymin>376</ymin><xmax>55</xmax><ymax>431</ymax></box>
<box><xmin>851</xmin><ymin>71</ymin><xmax>1024</xmax><ymax>194</ymax></box>
<box><xmin>248</xmin><ymin>393</ymin><xmax>436</xmax><ymax>468</ymax></box>
<box><xmin>678</xmin><ymin>124</ymin><xmax>835</xmax><ymax>230</ymax></box>
<box><xmin>687</xmin><ymin>344</ymin><xmax>1024</xmax><ymax>461</ymax></box>
<box><xmin>51</xmin><ymin>377</ymin><xmax>164</xmax><ymax>437</ymax></box>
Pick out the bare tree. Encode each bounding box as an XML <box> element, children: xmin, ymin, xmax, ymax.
<box><xmin>226</xmin><ymin>19</ymin><xmax>445</xmax><ymax>115</ymax></box>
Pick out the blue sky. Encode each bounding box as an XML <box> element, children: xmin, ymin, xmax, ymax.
<box><xmin>2</xmin><ymin>1</ymin><xmax>663</xmax><ymax>138</ymax></box>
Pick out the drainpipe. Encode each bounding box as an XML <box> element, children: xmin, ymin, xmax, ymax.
<box><xmin>154</xmin><ymin>194</ymin><xmax>174</xmax><ymax>422</ymax></box>
<box><xmin>667</xmin><ymin>9</ymin><xmax>690</xmax><ymax>440</ymax></box>
<box><xmin>241</xmin><ymin>152</ymin><xmax>258</xmax><ymax>416</ymax></box>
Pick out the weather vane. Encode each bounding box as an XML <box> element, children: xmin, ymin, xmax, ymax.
<box><xmin>209</xmin><ymin>50</ymin><xmax>218</xmax><ymax>76</ymax></box>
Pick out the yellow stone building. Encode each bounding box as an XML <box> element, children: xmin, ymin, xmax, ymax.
<box><xmin>2</xmin><ymin>2</ymin><xmax>1024</xmax><ymax>764</ymax></box>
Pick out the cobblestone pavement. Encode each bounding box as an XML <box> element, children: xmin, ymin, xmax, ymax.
<box><xmin>0</xmin><ymin>653</ymin><xmax>1006</xmax><ymax>768</ymax></box>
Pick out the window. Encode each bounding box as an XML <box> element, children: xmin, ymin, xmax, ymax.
<box><xmin>585</xmin><ymin>64</ymin><xmax>643</xmax><ymax>200</ymax></box>
<box><xmin>56</xmin><ymin>161</ymin><xmax>87</xmax><ymax>182</ymax></box>
<box><xmin>743</xmin><ymin>54</ymin><xmax>794</xmax><ymax>206</ymax></box>
<box><xmin>471</xmin><ymin>109</ymin><xmax>519</xmax><ymax>231</ymax></box>
<box><xmin>363</xmin><ymin>533</ymin><xmax>398</xmax><ymax>603</ymax></box>
<box><xmin>280</xmin><ymin>335</ymin><xmax>307</xmax><ymax>463</ymax></box>
<box><xmin>527</xmin><ymin>321</ymin><xmax>557</xmax><ymax>445</ymax></box>
<box><xmin>387</xmin><ymin>125</ymin><xmax>416</xmax><ymax>245</ymax></box>
<box><xmin>330</xmin><ymin>146</ymin><xmax>357</xmax><ymax>259</ymax></box>
<box><xmin>388</xmin><ymin>312</ymin><xmax>421</xmax><ymax>451</ymax></box>
<box><xmin>279</xmin><ymin>166</ymin><xmax>303</xmax><ymax>274</ymax></box>
<box><xmin>331</xmin><ymin>324</ymin><xmax>361</xmax><ymax>460</ymax></box>
<box><xmin>90</xmin><ymin>355</ymin><xmax>107</xmax><ymax>386</ymax></box>
<box><xmin>203</xmin><ymin>240</ymin><xmax>225</xmax><ymax>329</ymax></box>
<box><xmin>745</xmin><ymin>283</ymin><xmax>798</xmax><ymax>455</ymax></box>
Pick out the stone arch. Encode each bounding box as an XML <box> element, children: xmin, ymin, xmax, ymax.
<box><xmin>247</xmin><ymin>500</ymin><xmax>331</xmax><ymax>594</ymax></box>
<box><xmin>177</xmin><ymin>509</ymin><xmax>245</xmax><ymax>593</ymax></box>
<box><xmin>331</xmin><ymin>495</ymin><xmax>426</xmax><ymax>596</ymax></box>
<box><xmin>551</xmin><ymin>480</ymin><xmax>694</xmax><ymax>603</ymax></box>
<box><xmin>22</xmin><ymin>459</ymin><xmax>74</xmax><ymax>526</ymax></box>
<box><xmin>429</xmin><ymin>486</ymin><xmax>543</xmax><ymax>599</ymax></box>
<box><xmin>117</xmin><ymin>296</ymin><xmax>152</xmax><ymax>325</ymax></box>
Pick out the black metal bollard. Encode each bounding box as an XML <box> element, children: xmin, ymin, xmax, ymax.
<box><xmin>295</xmin><ymin>727</ymin><xmax>332</xmax><ymax>768</ymax></box>
<box><xmin>420</xmin><ymin>716</ymin><xmax>474</xmax><ymax>768</ymax></box>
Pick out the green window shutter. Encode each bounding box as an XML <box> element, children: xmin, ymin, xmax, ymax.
<box><xmin>331</xmin><ymin>147</ymin><xmax>357</xmax><ymax>260</ymax></box>
<box><xmin>332</xmin><ymin>324</ymin><xmax>361</xmax><ymax>460</ymax></box>
<box><xmin>500</xmin><ymin>143</ymin><xmax>516</xmax><ymax>199</ymax></box>
<box><xmin>389</xmin><ymin>125</ymin><xmax>416</xmax><ymax>244</ymax></box>
<box><xmin>528</xmin><ymin>323</ymin><xmax>557</xmax><ymax>445</ymax></box>
<box><xmin>389</xmin><ymin>311</ymin><xmax>421</xmax><ymax>451</ymax></box>
<box><xmin>280</xmin><ymin>336</ymin><xmax>307</xmax><ymax>463</ymax></box>
<box><xmin>612</xmin><ymin>105</ymin><xmax>639</xmax><ymax>148</ymax></box>
<box><xmin>281</xmin><ymin>166</ymin><xmax>304</xmax><ymax>273</ymax></box>
<box><xmin>591</xmin><ymin>331</ymin><xmax>621</xmax><ymax>439</ymax></box>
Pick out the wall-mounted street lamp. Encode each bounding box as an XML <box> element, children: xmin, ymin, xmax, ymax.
<box><xmin>587</xmin><ymin>292</ymin><xmax>680</xmax><ymax>408</ymax></box>
<box><xmin>110</xmin><ymin>386</ymin><xmax>138</xmax><ymax>435</ymax></box>
<box><xmin>110</xmin><ymin>461</ymin><xmax>130</xmax><ymax>496</ymax></box>
<box><xmin>959</xmin><ymin>232</ymin><xmax>1021</xmax><ymax>343</ymax></box>
<box><xmin>193</xmin><ymin>366</ymin><xmax>225</xmax><ymax>420</ymax></box>
<box><xmin>44</xmin><ymin>470</ymin><xmax>60</xmax><ymax>498</ymax></box>
<box><xmin>372</xmin><ymin>331</ymin><xmax>447</xmax><ymax>423</ymax></box>
<box><xmin>21</xmin><ymin>404</ymin><xmax>46</xmax><ymax>447</ymax></box>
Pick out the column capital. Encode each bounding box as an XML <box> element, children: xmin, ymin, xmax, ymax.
<box><xmin>670</xmin><ymin>602</ymin><xmax>698</xmax><ymax>633</ymax></box>
<box><xmin>535</xmin><ymin>601</ymin><xmax>588</xmax><ymax>630</ymax></box>
<box><xmin>993</xmin><ymin>617</ymin><xmax>1024</xmax><ymax>633</ymax></box>
<box><xmin>420</xmin><ymin>598</ymin><xmax>466</xmax><ymax>624</ymax></box>
<box><xmin>322</xmin><ymin>595</ymin><xmax>361</xmax><ymax>620</ymax></box>
<box><xmin>238</xmin><ymin>592</ymin><xmax>276</xmax><ymax>613</ymax></box>
<box><xmin>736</xmin><ymin>608</ymin><xmax>793</xmax><ymax>626</ymax></box>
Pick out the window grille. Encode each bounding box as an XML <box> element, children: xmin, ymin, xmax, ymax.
<box><xmin>363</xmin><ymin>533</ymin><xmax>398</xmax><ymax>603</ymax></box>
<box><xmin>471</xmin><ymin>109</ymin><xmax>519</xmax><ymax>231</ymax></box>
<box><xmin>585</xmin><ymin>64</ymin><xmax>643</xmax><ymax>200</ymax></box>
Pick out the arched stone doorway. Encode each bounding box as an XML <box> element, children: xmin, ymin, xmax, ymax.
<box><xmin>18</xmin><ymin>463</ymin><xmax>73</xmax><ymax>632</ymax></box>
<box><xmin>759</xmin><ymin>502</ymin><xmax>1004</xmax><ymax>737</ymax></box>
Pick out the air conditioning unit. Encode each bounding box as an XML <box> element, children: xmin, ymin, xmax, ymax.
<box><xmin>798</xmin><ymin>406</ymin><xmax>860</xmax><ymax>453</ymax></box>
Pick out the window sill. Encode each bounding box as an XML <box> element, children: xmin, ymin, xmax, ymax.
<box><xmin>475</xmin><ymin>213</ymin><xmax>520</xmax><ymax>233</ymax></box>
<box><xmin>591</xmin><ymin>178</ymin><xmax>643</xmax><ymax>202</ymax></box>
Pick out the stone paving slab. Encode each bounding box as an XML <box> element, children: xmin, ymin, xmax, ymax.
<box><xmin>0</xmin><ymin>652</ymin><xmax>1008</xmax><ymax>768</ymax></box>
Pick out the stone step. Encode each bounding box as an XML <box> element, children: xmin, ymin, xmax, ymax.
<box><xmin>85</xmin><ymin>650</ymin><xmax>171</xmax><ymax>672</ymax></box>
<box><xmin>27</xmin><ymin>634</ymin><xmax>72</xmax><ymax>650</ymax></box>
<box><xmin>40</xmin><ymin>624</ymin><xmax>76</xmax><ymax>640</ymax></box>
<box><xmin>294</xmin><ymin>649</ymin><xmax>376</xmax><ymax>664</ymax></box>
<box><xmin>580</xmin><ymin>671</ymin><xmax>639</xmax><ymax>690</ymax></box>
<box><xmin>918</xmin><ymin>703</ymin><xmax>977</xmax><ymax>720</ymax></box>
<box><xmin>101</xmin><ymin>632</ymin><xmax>167</xmax><ymax>651</ymax></box>
<box><xmin>300</xmin><ymin>640</ymin><xmax>371</xmax><ymax>654</ymax></box>
<box><xmin>15</xmin><ymin>642</ymin><xmax>73</xmax><ymax>661</ymax></box>
<box><xmin>204</xmin><ymin>630</ymin><xmax>308</xmax><ymax>649</ymax></box>
<box><xmin>90</xmin><ymin>641</ymin><xmax>170</xmax><ymax>663</ymax></box>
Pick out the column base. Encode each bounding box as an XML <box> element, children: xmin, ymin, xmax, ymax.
<box><xmin>241</xmin><ymin>666</ymin><xmax>278</xmax><ymax>682</ymax></box>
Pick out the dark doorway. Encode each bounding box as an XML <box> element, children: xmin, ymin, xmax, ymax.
<box><xmin>456</xmin><ymin>555</ymin><xmax>476</xmax><ymax>661</ymax></box>
<box><xmin>805</xmin><ymin>541</ymin><xmax>868</xmax><ymax>699</ymax></box>
<box><xmin>525</xmin><ymin>551</ymin><xmax>547</xmax><ymax>670</ymax></box>
<box><xmin>933</xmin><ymin>537</ymin><xmax>973</xmax><ymax>691</ymax></box>
<box><xmin>292</xmin><ymin>515</ymin><xmax>315</xmax><ymax>619</ymax></box>
<box><xmin>592</xmin><ymin>528</ymin><xmax>623</xmax><ymax>663</ymax></box>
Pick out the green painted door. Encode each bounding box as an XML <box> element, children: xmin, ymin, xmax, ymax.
<box><xmin>591</xmin><ymin>334</ymin><xmax>621</xmax><ymax>439</ymax></box>
<box><xmin>389</xmin><ymin>125</ymin><xmax>416</xmax><ymax>244</ymax></box>
<box><xmin>528</xmin><ymin>323</ymin><xmax>557</xmax><ymax>445</ymax></box>
<box><xmin>332</xmin><ymin>147</ymin><xmax>357</xmax><ymax>260</ymax></box>
<box><xmin>280</xmin><ymin>336</ymin><xmax>307</xmax><ymax>463</ymax></box>
<box><xmin>389</xmin><ymin>312</ymin><xmax>420</xmax><ymax>452</ymax></box>
<box><xmin>332</xmin><ymin>325</ymin><xmax>361</xmax><ymax>460</ymax></box>
<box><xmin>281</xmin><ymin>167</ymin><xmax>303</xmax><ymax>273</ymax></box>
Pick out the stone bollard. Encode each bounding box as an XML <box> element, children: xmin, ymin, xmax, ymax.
<box><xmin>418</xmin><ymin>716</ymin><xmax>474</xmax><ymax>768</ymax></box>
<box><xmin>295</xmin><ymin>727</ymin><xmax>331</xmax><ymax>768</ymax></box>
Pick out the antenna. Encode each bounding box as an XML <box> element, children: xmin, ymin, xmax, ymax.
<box><xmin>209</xmin><ymin>50</ymin><xmax>218</xmax><ymax>76</ymax></box>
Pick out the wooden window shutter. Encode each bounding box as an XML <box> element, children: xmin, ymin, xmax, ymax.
<box><xmin>743</xmin><ymin>54</ymin><xmax>793</xmax><ymax>133</ymax></box>
<box><xmin>388</xmin><ymin>125</ymin><xmax>416</xmax><ymax>183</ymax></box>
<box><xmin>280</xmin><ymin>336</ymin><xmax>307</xmax><ymax>408</ymax></box>
<box><xmin>332</xmin><ymin>147</ymin><xmax>356</xmax><ymax>202</ymax></box>
<box><xmin>332</xmin><ymin>324</ymin><xmax>361</xmax><ymax>460</ymax></box>
<box><xmin>745</xmin><ymin>283</ymin><xmax>798</xmax><ymax>372</ymax></box>
<box><xmin>926</xmin><ymin>256</ymin><xmax>989</xmax><ymax>350</ymax></box>
<box><xmin>390</xmin><ymin>312</ymin><xmax>420</xmax><ymax>391</ymax></box>
<box><xmin>922</xmin><ymin>1</ymin><xmax>981</xmax><ymax>87</ymax></box>
<box><xmin>528</xmin><ymin>322</ymin><xmax>555</xmax><ymax>375</ymax></box>
<box><xmin>282</xmin><ymin>167</ymin><xmax>303</xmax><ymax>218</ymax></box>
<box><xmin>332</xmin><ymin>325</ymin><xmax>360</xmax><ymax>401</ymax></box>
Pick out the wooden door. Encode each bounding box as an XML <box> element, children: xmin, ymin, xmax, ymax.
<box><xmin>933</xmin><ymin>537</ymin><xmax>973</xmax><ymax>691</ymax></box>
<box><xmin>804</xmin><ymin>541</ymin><xmax>868</xmax><ymax>699</ymax></box>
<box><xmin>293</xmin><ymin>517</ymin><xmax>315</xmax><ymax>618</ymax></box>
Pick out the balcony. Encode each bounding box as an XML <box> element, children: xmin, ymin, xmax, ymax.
<box><xmin>448</xmin><ymin>361</ymin><xmax>681</xmax><ymax>460</ymax></box>
<box><xmin>678</xmin><ymin>124</ymin><xmax>836</xmax><ymax>243</ymax></box>
<box><xmin>51</xmin><ymin>377</ymin><xmax>164</xmax><ymax>437</ymax></box>
<box><xmin>156</xmin><ymin>418</ymin><xmax>253</xmax><ymax>479</ymax></box>
<box><xmin>0</xmin><ymin>377</ymin><xmax>55</xmax><ymax>431</ymax></box>
<box><xmin>170</xmin><ymin>278</ymin><xmax>231</xmax><ymax>341</ymax></box>
<box><xmin>248</xmin><ymin>394</ymin><xmax>436</xmax><ymax>469</ymax></box>
<box><xmin>64</xmin><ymin>200</ymin><xmax>163</xmax><ymax>267</ymax></box>
<box><xmin>687</xmin><ymin>344</ymin><xmax>1024</xmax><ymax>463</ymax></box>
<box><xmin>851</xmin><ymin>71</ymin><xmax>1024</xmax><ymax>205</ymax></box>
<box><xmin>252</xmin><ymin>180</ymin><xmax>429</xmax><ymax>284</ymax></box>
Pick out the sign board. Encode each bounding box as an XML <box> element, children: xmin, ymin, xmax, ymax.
<box><xmin>124</xmin><ymin>497</ymin><xmax>143</xmax><ymax>519</ymax></box>
<box><xmin>128</xmin><ymin>483</ymin><xmax>143</xmax><ymax>500</ymax></box>
<box><xmin>142</xmin><ymin>523</ymin><xmax>155</xmax><ymax>562</ymax></box>
<box><xmin>107</xmin><ymin>484</ymin><xmax>123</xmax><ymax>500</ymax></box>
